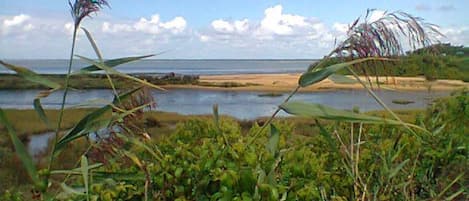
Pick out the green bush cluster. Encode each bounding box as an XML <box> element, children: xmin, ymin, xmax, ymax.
<box><xmin>36</xmin><ymin>90</ymin><xmax>465</xmax><ymax>201</ymax></box>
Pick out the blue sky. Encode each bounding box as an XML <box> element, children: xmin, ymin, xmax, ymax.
<box><xmin>1</xmin><ymin>0</ymin><xmax>468</xmax><ymax>59</ymax></box>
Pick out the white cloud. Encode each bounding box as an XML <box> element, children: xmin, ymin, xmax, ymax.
<box><xmin>159</xmin><ymin>17</ymin><xmax>187</xmax><ymax>33</ymax></box>
<box><xmin>1</xmin><ymin>6</ymin><xmax>468</xmax><ymax>59</ymax></box>
<box><xmin>368</xmin><ymin>10</ymin><xmax>386</xmax><ymax>23</ymax></box>
<box><xmin>211</xmin><ymin>19</ymin><xmax>249</xmax><ymax>34</ymax></box>
<box><xmin>199</xmin><ymin>34</ymin><xmax>210</xmax><ymax>42</ymax></box>
<box><xmin>258</xmin><ymin>5</ymin><xmax>309</xmax><ymax>35</ymax></box>
<box><xmin>101</xmin><ymin>14</ymin><xmax>187</xmax><ymax>34</ymax></box>
<box><xmin>333</xmin><ymin>23</ymin><xmax>348</xmax><ymax>33</ymax></box>
<box><xmin>1</xmin><ymin>14</ymin><xmax>34</xmax><ymax>35</ymax></box>
<box><xmin>102</xmin><ymin>22</ymin><xmax>133</xmax><ymax>33</ymax></box>
<box><xmin>438</xmin><ymin>26</ymin><xmax>469</xmax><ymax>46</ymax></box>
<box><xmin>134</xmin><ymin>14</ymin><xmax>161</xmax><ymax>34</ymax></box>
<box><xmin>64</xmin><ymin>22</ymin><xmax>74</xmax><ymax>33</ymax></box>
<box><xmin>3</xmin><ymin>14</ymin><xmax>30</xmax><ymax>27</ymax></box>
<box><xmin>212</xmin><ymin>19</ymin><xmax>235</xmax><ymax>33</ymax></box>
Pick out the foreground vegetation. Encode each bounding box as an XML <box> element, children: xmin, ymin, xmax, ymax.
<box><xmin>1</xmin><ymin>89</ymin><xmax>467</xmax><ymax>200</ymax></box>
<box><xmin>0</xmin><ymin>2</ymin><xmax>467</xmax><ymax>200</ymax></box>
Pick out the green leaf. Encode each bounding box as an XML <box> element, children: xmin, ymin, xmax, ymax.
<box><xmin>328</xmin><ymin>74</ymin><xmax>358</xmax><ymax>84</ymax></box>
<box><xmin>266</xmin><ymin>124</ymin><xmax>280</xmax><ymax>156</ymax></box>
<box><xmin>281</xmin><ymin>101</ymin><xmax>417</xmax><ymax>126</ymax></box>
<box><xmin>76</xmin><ymin>55</ymin><xmax>165</xmax><ymax>91</ymax></box>
<box><xmin>0</xmin><ymin>60</ymin><xmax>61</xmax><ymax>89</ymax></box>
<box><xmin>54</xmin><ymin>105</ymin><xmax>111</xmax><ymax>152</ymax></box>
<box><xmin>0</xmin><ymin>108</ymin><xmax>45</xmax><ymax>191</ymax></box>
<box><xmin>299</xmin><ymin>57</ymin><xmax>390</xmax><ymax>87</ymax></box>
<box><xmin>81</xmin><ymin>27</ymin><xmax>103</xmax><ymax>61</ymax></box>
<box><xmin>75</xmin><ymin>55</ymin><xmax>154</xmax><ymax>74</ymax></box>
<box><xmin>33</xmin><ymin>99</ymin><xmax>51</xmax><ymax>129</ymax></box>
<box><xmin>54</xmin><ymin>87</ymin><xmax>143</xmax><ymax>152</ymax></box>
<box><xmin>80</xmin><ymin>156</ymin><xmax>89</xmax><ymax>201</ymax></box>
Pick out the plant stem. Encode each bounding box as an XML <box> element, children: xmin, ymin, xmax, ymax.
<box><xmin>248</xmin><ymin>85</ymin><xmax>300</xmax><ymax>145</ymax></box>
<box><xmin>49</xmin><ymin>27</ymin><xmax>78</xmax><ymax>169</ymax></box>
<box><xmin>346</xmin><ymin>66</ymin><xmax>418</xmax><ymax>146</ymax></box>
<box><xmin>248</xmin><ymin>51</ymin><xmax>336</xmax><ymax>145</ymax></box>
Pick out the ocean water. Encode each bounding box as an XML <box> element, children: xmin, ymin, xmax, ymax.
<box><xmin>0</xmin><ymin>59</ymin><xmax>316</xmax><ymax>75</ymax></box>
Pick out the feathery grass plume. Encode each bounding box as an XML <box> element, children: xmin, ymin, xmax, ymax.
<box><xmin>69</xmin><ymin>0</ymin><xmax>109</xmax><ymax>27</ymax></box>
<box><xmin>335</xmin><ymin>9</ymin><xmax>441</xmax><ymax>58</ymax></box>
<box><xmin>330</xmin><ymin>9</ymin><xmax>443</xmax><ymax>86</ymax></box>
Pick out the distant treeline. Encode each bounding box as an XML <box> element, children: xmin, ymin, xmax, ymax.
<box><xmin>0</xmin><ymin>73</ymin><xmax>199</xmax><ymax>89</ymax></box>
<box><xmin>309</xmin><ymin>44</ymin><xmax>469</xmax><ymax>81</ymax></box>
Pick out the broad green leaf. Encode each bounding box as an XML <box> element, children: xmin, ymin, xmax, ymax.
<box><xmin>266</xmin><ymin>124</ymin><xmax>280</xmax><ymax>156</ymax></box>
<box><xmin>328</xmin><ymin>74</ymin><xmax>358</xmax><ymax>84</ymax></box>
<box><xmin>0</xmin><ymin>108</ymin><xmax>45</xmax><ymax>190</ymax></box>
<box><xmin>0</xmin><ymin>60</ymin><xmax>61</xmax><ymax>89</ymax></box>
<box><xmin>54</xmin><ymin>105</ymin><xmax>111</xmax><ymax>152</ymax></box>
<box><xmin>299</xmin><ymin>57</ymin><xmax>390</xmax><ymax>87</ymax></box>
<box><xmin>80</xmin><ymin>156</ymin><xmax>89</xmax><ymax>200</ymax></box>
<box><xmin>34</xmin><ymin>99</ymin><xmax>51</xmax><ymax>128</ymax></box>
<box><xmin>76</xmin><ymin>55</ymin><xmax>165</xmax><ymax>90</ymax></box>
<box><xmin>280</xmin><ymin>101</ymin><xmax>423</xmax><ymax>129</ymax></box>
<box><xmin>75</xmin><ymin>55</ymin><xmax>154</xmax><ymax>74</ymax></box>
<box><xmin>81</xmin><ymin>27</ymin><xmax>103</xmax><ymax>61</ymax></box>
<box><xmin>54</xmin><ymin>87</ymin><xmax>143</xmax><ymax>152</ymax></box>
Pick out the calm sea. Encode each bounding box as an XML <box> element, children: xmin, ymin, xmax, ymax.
<box><xmin>0</xmin><ymin>59</ymin><xmax>316</xmax><ymax>75</ymax></box>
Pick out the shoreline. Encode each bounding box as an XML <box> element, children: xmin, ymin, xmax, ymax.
<box><xmin>164</xmin><ymin>73</ymin><xmax>469</xmax><ymax>92</ymax></box>
<box><xmin>0</xmin><ymin>72</ymin><xmax>468</xmax><ymax>92</ymax></box>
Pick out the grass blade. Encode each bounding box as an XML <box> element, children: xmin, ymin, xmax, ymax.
<box><xmin>266</xmin><ymin>124</ymin><xmax>280</xmax><ymax>156</ymax></box>
<box><xmin>388</xmin><ymin>159</ymin><xmax>409</xmax><ymax>180</ymax></box>
<box><xmin>299</xmin><ymin>57</ymin><xmax>391</xmax><ymax>87</ymax></box>
<box><xmin>33</xmin><ymin>98</ymin><xmax>52</xmax><ymax>129</ymax></box>
<box><xmin>81</xmin><ymin>27</ymin><xmax>103</xmax><ymax>62</ymax></box>
<box><xmin>75</xmin><ymin>55</ymin><xmax>155</xmax><ymax>74</ymax></box>
<box><xmin>280</xmin><ymin>102</ymin><xmax>424</xmax><ymax>130</ymax></box>
<box><xmin>0</xmin><ymin>108</ymin><xmax>45</xmax><ymax>191</ymax></box>
<box><xmin>76</xmin><ymin>55</ymin><xmax>165</xmax><ymax>91</ymax></box>
<box><xmin>80</xmin><ymin>156</ymin><xmax>90</xmax><ymax>201</ymax></box>
<box><xmin>0</xmin><ymin>60</ymin><xmax>61</xmax><ymax>89</ymax></box>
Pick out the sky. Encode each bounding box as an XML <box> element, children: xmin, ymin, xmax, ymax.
<box><xmin>1</xmin><ymin>0</ymin><xmax>468</xmax><ymax>59</ymax></box>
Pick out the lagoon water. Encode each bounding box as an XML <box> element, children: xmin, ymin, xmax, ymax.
<box><xmin>0</xmin><ymin>88</ymin><xmax>448</xmax><ymax>120</ymax></box>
